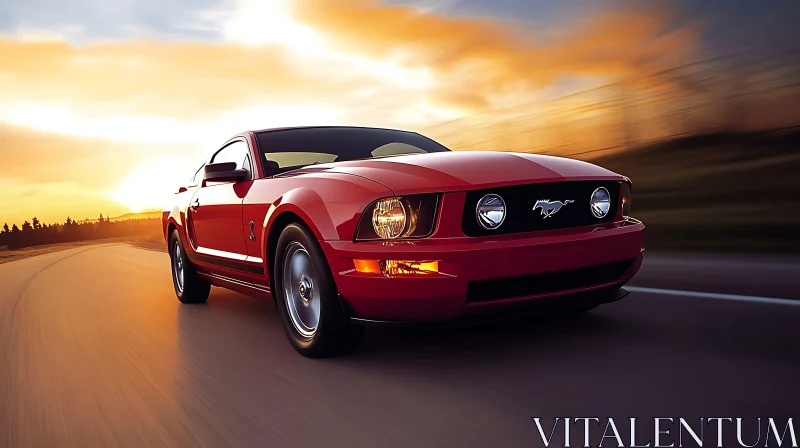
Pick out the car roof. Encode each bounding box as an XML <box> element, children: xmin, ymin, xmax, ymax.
<box><xmin>249</xmin><ymin>125</ymin><xmax>415</xmax><ymax>134</ymax></box>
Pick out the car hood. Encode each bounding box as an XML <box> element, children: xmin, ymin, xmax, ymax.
<box><xmin>284</xmin><ymin>151</ymin><xmax>624</xmax><ymax>195</ymax></box>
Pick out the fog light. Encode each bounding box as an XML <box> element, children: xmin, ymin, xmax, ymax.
<box><xmin>382</xmin><ymin>260</ymin><xmax>439</xmax><ymax>275</ymax></box>
<box><xmin>590</xmin><ymin>187</ymin><xmax>611</xmax><ymax>218</ymax></box>
<box><xmin>476</xmin><ymin>194</ymin><xmax>506</xmax><ymax>230</ymax></box>
<box><xmin>353</xmin><ymin>259</ymin><xmax>439</xmax><ymax>276</ymax></box>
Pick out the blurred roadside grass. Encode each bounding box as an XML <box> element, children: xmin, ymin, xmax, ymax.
<box><xmin>594</xmin><ymin>130</ymin><xmax>800</xmax><ymax>252</ymax></box>
<box><xmin>0</xmin><ymin>238</ymin><xmax>131</xmax><ymax>264</ymax></box>
<box><xmin>0</xmin><ymin>235</ymin><xmax>167</xmax><ymax>265</ymax></box>
<box><xmin>129</xmin><ymin>234</ymin><xmax>167</xmax><ymax>252</ymax></box>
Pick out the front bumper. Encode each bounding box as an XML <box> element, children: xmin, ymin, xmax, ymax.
<box><xmin>321</xmin><ymin>219</ymin><xmax>644</xmax><ymax>322</ymax></box>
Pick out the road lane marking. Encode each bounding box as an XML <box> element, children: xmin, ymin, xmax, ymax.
<box><xmin>626</xmin><ymin>286</ymin><xmax>800</xmax><ymax>306</ymax></box>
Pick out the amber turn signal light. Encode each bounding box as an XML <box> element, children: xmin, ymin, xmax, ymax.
<box><xmin>353</xmin><ymin>259</ymin><xmax>439</xmax><ymax>276</ymax></box>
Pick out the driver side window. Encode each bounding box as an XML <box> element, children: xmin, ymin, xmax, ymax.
<box><xmin>212</xmin><ymin>140</ymin><xmax>252</xmax><ymax>178</ymax></box>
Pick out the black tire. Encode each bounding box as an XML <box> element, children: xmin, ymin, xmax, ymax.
<box><xmin>169</xmin><ymin>229</ymin><xmax>211</xmax><ymax>304</ymax></box>
<box><xmin>273</xmin><ymin>223</ymin><xmax>363</xmax><ymax>357</ymax></box>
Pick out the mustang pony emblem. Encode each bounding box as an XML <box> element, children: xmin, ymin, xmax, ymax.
<box><xmin>533</xmin><ymin>199</ymin><xmax>574</xmax><ymax>218</ymax></box>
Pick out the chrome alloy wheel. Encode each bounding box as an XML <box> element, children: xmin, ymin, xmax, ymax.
<box><xmin>172</xmin><ymin>241</ymin><xmax>184</xmax><ymax>292</ymax></box>
<box><xmin>282</xmin><ymin>242</ymin><xmax>321</xmax><ymax>337</ymax></box>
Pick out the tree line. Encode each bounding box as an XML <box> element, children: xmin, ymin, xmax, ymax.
<box><xmin>0</xmin><ymin>215</ymin><xmax>162</xmax><ymax>250</ymax></box>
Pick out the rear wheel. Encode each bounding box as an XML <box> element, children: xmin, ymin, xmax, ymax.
<box><xmin>274</xmin><ymin>223</ymin><xmax>363</xmax><ymax>357</ymax></box>
<box><xmin>169</xmin><ymin>230</ymin><xmax>211</xmax><ymax>304</ymax></box>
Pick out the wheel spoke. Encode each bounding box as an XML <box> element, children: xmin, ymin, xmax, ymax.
<box><xmin>282</xmin><ymin>242</ymin><xmax>321</xmax><ymax>337</ymax></box>
<box><xmin>173</xmin><ymin>242</ymin><xmax>184</xmax><ymax>292</ymax></box>
<box><xmin>290</xmin><ymin>254</ymin><xmax>306</xmax><ymax>285</ymax></box>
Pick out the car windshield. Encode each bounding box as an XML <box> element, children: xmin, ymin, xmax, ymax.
<box><xmin>255</xmin><ymin>127</ymin><xmax>451</xmax><ymax>175</ymax></box>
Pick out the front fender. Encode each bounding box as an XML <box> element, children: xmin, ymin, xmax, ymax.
<box><xmin>242</xmin><ymin>173</ymin><xmax>391</xmax><ymax>288</ymax></box>
<box><xmin>261</xmin><ymin>187</ymin><xmax>336</xmax><ymax>243</ymax></box>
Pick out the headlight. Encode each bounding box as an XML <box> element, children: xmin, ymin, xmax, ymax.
<box><xmin>372</xmin><ymin>197</ymin><xmax>406</xmax><ymax>239</ymax></box>
<box><xmin>621</xmin><ymin>182</ymin><xmax>632</xmax><ymax>218</ymax></box>
<box><xmin>355</xmin><ymin>194</ymin><xmax>439</xmax><ymax>241</ymax></box>
<box><xmin>590</xmin><ymin>187</ymin><xmax>611</xmax><ymax>218</ymax></box>
<box><xmin>476</xmin><ymin>194</ymin><xmax>506</xmax><ymax>230</ymax></box>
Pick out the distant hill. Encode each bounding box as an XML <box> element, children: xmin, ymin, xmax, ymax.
<box><xmin>76</xmin><ymin>211</ymin><xmax>161</xmax><ymax>224</ymax></box>
<box><xmin>109</xmin><ymin>211</ymin><xmax>162</xmax><ymax>222</ymax></box>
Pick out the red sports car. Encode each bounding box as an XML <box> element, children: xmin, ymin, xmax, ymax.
<box><xmin>163</xmin><ymin>126</ymin><xmax>644</xmax><ymax>357</ymax></box>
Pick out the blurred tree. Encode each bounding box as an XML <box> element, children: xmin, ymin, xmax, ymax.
<box><xmin>1</xmin><ymin>216</ymin><xmax>161</xmax><ymax>250</ymax></box>
<box><xmin>19</xmin><ymin>221</ymin><xmax>34</xmax><ymax>247</ymax></box>
<box><xmin>97</xmin><ymin>213</ymin><xmax>109</xmax><ymax>238</ymax></box>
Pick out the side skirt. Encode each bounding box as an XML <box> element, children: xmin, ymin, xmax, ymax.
<box><xmin>199</xmin><ymin>272</ymin><xmax>272</xmax><ymax>300</ymax></box>
<box><xmin>188</xmin><ymin>251</ymin><xmax>265</xmax><ymax>276</ymax></box>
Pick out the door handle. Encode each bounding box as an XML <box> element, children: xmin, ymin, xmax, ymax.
<box><xmin>190</xmin><ymin>198</ymin><xmax>200</xmax><ymax>212</ymax></box>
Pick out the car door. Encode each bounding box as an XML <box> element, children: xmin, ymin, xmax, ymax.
<box><xmin>187</xmin><ymin>139</ymin><xmax>254</xmax><ymax>282</ymax></box>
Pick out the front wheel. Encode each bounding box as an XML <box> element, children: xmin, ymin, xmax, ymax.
<box><xmin>169</xmin><ymin>230</ymin><xmax>211</xmax><ymax>304</ymax></box>
<box><xmin>274</xmin><ymin>223</ymin><xmax>363</xmax><ymax>357</ymax></box>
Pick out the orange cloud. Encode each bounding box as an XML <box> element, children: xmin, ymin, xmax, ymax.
<box><xmin>0</xmin><ymin>1</ymin><xmax>699</xmax><ymax>122</ymax></box>
<box><xmin>0</xmin><ymin>124</ymin><xmax>176</xmax><ymax>185</ymax></box>
<box><xmin>0</xmin><ymin>40</ymin><xmax>367</xmax><ymax>119</ymax></box>
<box><xmin>295</xmin><ymin>0</ymin><xmax>700</xmax><ymax>108</ymax></box>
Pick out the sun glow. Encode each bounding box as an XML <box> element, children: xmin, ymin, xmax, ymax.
<box><xmin>219</xmin><ymin>0</ymin><xmax>324</xmax><ymax>49</ymax></box>
<box><xmin>217</xmin><ymin>0</ymin><xmax>438</xmax><ymax>91</ymax></box>
<box><xmin>1</xmin><ymin>102</ymin><xmax>343</xmax><ymax>144</ymax></box>
<box><xmin>113</xmin><ymin>162</ymin><xmax>184</xmax><ymax>213</ymax></box>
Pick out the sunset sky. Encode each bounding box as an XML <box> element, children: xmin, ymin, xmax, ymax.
<box><xmin>0</xmin><ymin>0</ymin><xmax>797</xmax><ymax>226</ymax></box>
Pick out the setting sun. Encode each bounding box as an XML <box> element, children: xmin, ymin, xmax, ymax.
<box><xmin>112</xmin><ymin>162</ymin><xmax>185</xmax><ymax>213</ymax></box>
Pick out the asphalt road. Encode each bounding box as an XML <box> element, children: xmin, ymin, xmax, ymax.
<box><xmin>1</xmin><ymin>244</ymin><xmax>798</xmax><ymax>447</ymax></box>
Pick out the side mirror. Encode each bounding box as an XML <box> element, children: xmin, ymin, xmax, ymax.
<box><xmin>203</xmin><ymin>162</ymin><xmax>248</xmax><ymax>183</ymax></box>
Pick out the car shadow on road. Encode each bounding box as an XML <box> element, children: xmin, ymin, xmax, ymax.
<box><xmin>175</xmin><ymin>286</ymin><xmax>800</xmax><ymax>373</ymax></box>
<box><xmin>175</xmin><ymin>287</ymin><xmax>647</xmax><ymax>370</ymax></box>
<box><xmin>352</xmin><ymin>311</ymin><xmax>635</xmax><ymax>364</ymax></box>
